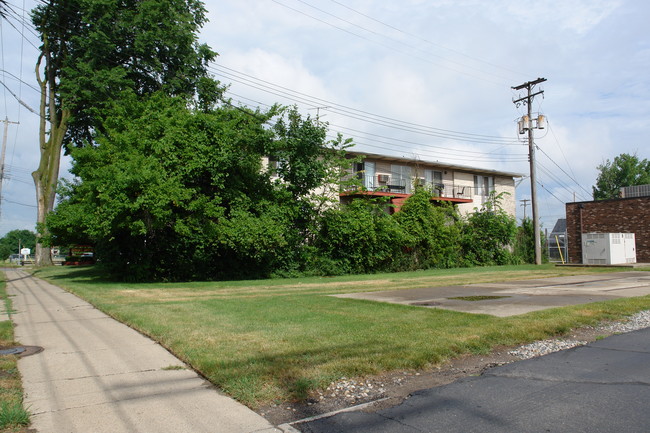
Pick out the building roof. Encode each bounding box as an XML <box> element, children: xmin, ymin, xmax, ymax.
<box><xmin>551</xmin><ymin>218</ymin><xmax>567</xmax><ymax>234</ymax></box>
<box><xmin>347</xmin><ymin>150</ymin><xmax>525</xmax><ymax>178</ymax></box>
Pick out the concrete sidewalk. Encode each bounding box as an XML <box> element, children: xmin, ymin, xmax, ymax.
<box><xmin>5</xmin><ymin>269</ymin><xmax>280</xmax><ymax>433</ymax></box>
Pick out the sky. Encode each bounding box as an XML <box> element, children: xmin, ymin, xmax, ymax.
<box><xmin>0</xmin><ymin>0</ymin><xmax>648</xmax><ymax>237</ymax></box>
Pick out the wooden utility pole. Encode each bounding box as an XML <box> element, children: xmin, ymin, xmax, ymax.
<box><xmin>512</xmin><ymin>78</ymin><xmax>546</xmax><ymax>265</ymax></box>
<box><xmin>0</xmin><ymin>117</ymin><xmax>19</xmax><ymax>219</ymax></box>
<box><xmin>520</xmin><ymin>198</ymin><xmax>530</xmax><ymax>221</ymax></box>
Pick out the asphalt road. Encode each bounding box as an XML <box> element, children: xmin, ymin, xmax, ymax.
<box><xmin>297</xmin><ymin>327</ymin><xmax>650</xmax><ymax>433</ymax></box>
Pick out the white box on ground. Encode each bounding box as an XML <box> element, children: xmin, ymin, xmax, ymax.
<box><xmin>582</xmin><ymin>233</ymin><xmax>636</xmax><ymax>265</ymax></box>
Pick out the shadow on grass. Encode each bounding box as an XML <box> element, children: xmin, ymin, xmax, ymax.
<box><xmin>31</xmin><ymin>266</ymin><xmax>113</xmax><ymax>285</ymax></box>
<box><xmin>198</xmin><ymin>336</ymin><xmax>463</xmax><ymax>406</ymax></box>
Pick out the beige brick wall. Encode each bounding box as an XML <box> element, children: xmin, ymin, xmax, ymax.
<box><xmin>496</xmin><ymin>176</ymin><xmax>516</xmax><ymax>217</ymax></box>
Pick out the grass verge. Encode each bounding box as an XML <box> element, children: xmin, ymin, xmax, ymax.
<box><xmin>32</xmin><ymin>264</ymin><xmax>650</xmax><ymax>408</ymax></box>
<box><xmin>0</xmin><ymin>275</ymin><xmax>30</xmax><ymax>432</ymax></box>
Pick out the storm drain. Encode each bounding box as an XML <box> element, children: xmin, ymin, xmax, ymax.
<box><xmin>0</xmin><ymin>346</ymin><xmax>43</xmax><ymax>357</ymax></box>
<box><xmin>448</xmin><ymin>295</ymin><xmax>511</xmax><ymax>301</ymax></box>
<box><xmin>410</xmin><ymin>301</ymin><xmax>442</xmax><ymax>306</ymax></box>
<box><xmin>0</xmin><ymin>347</ymin><xmax>25</xmax><ymax>355</ymax></box>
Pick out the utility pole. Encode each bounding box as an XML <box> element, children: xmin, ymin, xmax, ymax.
<box><xmin>309</xmin><ymin>106</ymin><xmax>330</xmax><ymax>122</ymax></box>
<box><xmin>0</xmin><ymin>118</ymin><xmax>20</xmax><ymax>219</ymax></box>
<box><xmin>512</xmin><ymin>78</ymin><xmax>546</xmax><ymax>265</ymax></box>
<box><xmin>520</xmin><ymin>198</ymin><xmax>530</xmax><ymax>221</ymax></box>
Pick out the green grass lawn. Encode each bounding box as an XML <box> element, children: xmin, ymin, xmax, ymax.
<box><xmin>32</xmin><ymin>264</ymin><xmax>650</xmax><ymax>408</ymax></box>
<box><xmin>0</xmin><ymin>276</ymin><xmax>30</xmax><ymax>432</ymax></box>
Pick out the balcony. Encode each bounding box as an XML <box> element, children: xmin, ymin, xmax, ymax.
<box><xmin>341</xmin><ymin>176</ymin><xmax>474</xmax><ymax>205</ymax></box>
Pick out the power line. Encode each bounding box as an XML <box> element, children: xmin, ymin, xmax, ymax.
<box><xmin>325</xmin><ymin>123</ymin><xmax>527</xmax><ymax>160</ymax></box>
<box><xmin>546</xmin><ymin>119</ymin><xmax>580</xmax><ymax>185</ymax></box>
<box><xmin>0</xmin><ymin>80</ymin><xmax>37</xmax><ymax>114</ymax></box>
<box><xmin>537</xmin><ymin>179</ymin><xmax>567</xmax><ymax>205</ymax></box>
<box><xmin>536</xmin><ymin>162</ymin><xmax>582</xmax><ymax>203</ymax></box>
<box><xmin>210</xmin><ymin>63</ymin><xmax>522</xmax><ymax>144</ymax></box>
<box><xmin>224</xmin><ymin>90</ymin><xmax>528</xmax><ymax>164</ymax></box>
<box><xmin>3</xmin><ymin>197</ymin><xmax>36</xmax><ymax>208</ymax></box>
<box><xmin>535</xmin><ymin>144</ymin><xmax>592</xmax><ymax>199</ymax></box>
<box><xmin>326</xmin><ymin>0</ymin><xmax>529</xmax><ymax>80</ymax></box>
<box><xmin>270</xmin><ymin>0</ymin><xmax>509</xmax><ymax>87</ymax></box>
<box><xmin>294</xmin><ymin>0</ymin><xmax>518</xmax><ymax>84</ymax></box>
<box><xmin>0</xmin><ymin>69</ymin><xmax>40</xmax><ymax>93</ymax></box>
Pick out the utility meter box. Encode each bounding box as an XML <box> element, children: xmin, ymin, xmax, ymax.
<box><xmin>582</xmin><ymin>233</ymin><xmax>636</xmax><ymax>265</ymax></box>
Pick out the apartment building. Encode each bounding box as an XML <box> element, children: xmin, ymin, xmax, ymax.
<box><xmin>341</xmin><ymin>152</ymin><xmax>522</xmax><ymax>216</ymax></box>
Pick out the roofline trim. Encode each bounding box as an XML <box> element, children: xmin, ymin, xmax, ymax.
<box><xmin>347</xmin><ymin>151</ymin><xmax>525</xmax><ymax>178</ymax></box>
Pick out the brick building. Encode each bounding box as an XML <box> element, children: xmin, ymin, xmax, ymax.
<box><xmin>565</xmin><ymin>196</ymin><xmax>650</xmax><ymax>263</ymax></box>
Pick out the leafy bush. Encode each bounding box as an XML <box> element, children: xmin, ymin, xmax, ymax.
<box><xmin>313</xmin><ymin>198</ymin><xmax>408</xmax><ymax>275</ymax></box>
<box><xmin>461</xmin><ymin>192</ymin><xmax>517</xmax><ymax>266</ymax></box>
<box><xmin>513</xmin><ymin>217</ymin><xmax>548</xmax><ymax>264</ymax></box>
<box><xmin>394</xmin><ymin>188</ymin><xmax>462</xmax><ymax>270</ymax></box>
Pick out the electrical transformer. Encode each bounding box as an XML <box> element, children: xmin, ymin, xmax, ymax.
<box><xmin>581</xmin><ymin>233</ymin><xmax>636</xmax><ymax>265</ymax></box>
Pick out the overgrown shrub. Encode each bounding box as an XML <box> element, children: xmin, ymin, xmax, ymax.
<box><xmin>461</xmin><ymin>192</ymin><xmax>517</xmax><ymax>266</ymax></box>
<box><xmin>513</xmin><ymin>217</ymin><xmax>548</xmax><ymax>264</ymax></box>
<box><xmin>313</xmin><ymin>198</ymin><xmax>408</xmax><ymax>275</ymax></box>
<box><xmin>393</xmin><ymin>188</ymin><xmax>462</xmax><ymax>270</ymax></box>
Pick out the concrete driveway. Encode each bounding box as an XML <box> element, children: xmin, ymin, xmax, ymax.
<box><xmin>333</xmin><ymin>271</ymin><xmax>650</xmax><ymax>317</ymax></box>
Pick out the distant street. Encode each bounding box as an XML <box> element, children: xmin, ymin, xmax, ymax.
<box><xmin>297</xmin><ymin>327</ymin><xmax>650</xmax><ymax>433</ymax></box>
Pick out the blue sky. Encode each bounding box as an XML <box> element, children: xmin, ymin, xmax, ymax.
<box><xmin>1</xmin><ymin>0</ymin><xmax>648</xmax><ymax>235</ymax></box>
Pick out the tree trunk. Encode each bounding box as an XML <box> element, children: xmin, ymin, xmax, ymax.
<box><xmin>33</xmin><ymin>48</ymin><xmax>70</xmax><ymax>267</ymax></box>
<box><xmin>32</xmin><ymin>132</ymin><xmax>65</xmax><ymax>266</ymax></box>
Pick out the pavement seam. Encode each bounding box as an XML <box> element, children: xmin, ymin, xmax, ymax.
<box><xmin>373</xmin><ymin>410</ymin><xmax>423</xmax><ymax>432</ymax></box>
<box><xmin>281</xmin><ymin>397</ymin><xmax>391</xmax><ymax>429</ymax></box>
<box><xmin>52</xmin><ymin>346</ymin><xmax>158</xmax><ymax>355</ymax></box>
<box><xmin>15</xmin><ymin>316</ymin><xmax>123</xmax><ymax>325</ymax></box>
<box><xmin>585</xmin><ymin>345</ymin><xmax>650</xmax><ymax>354</ymax></box>
<box><xmin>483</xmin><ymin>373</ymin><xmax>650</xmax><ymax>387</ymax></box>
<box><xmin>602</xmin><ymin>284</ymin><xmax>650</xmax><ymax>292</ymax></box>
<box><xmin>23</xmin><ymin>367</ymin><xmax>169</xmax><ymax>384</ymax></box>
<box><xmin>27</xmin><ymin>382</ymin><xmax>213</xmax><ymax>415</ymax></box>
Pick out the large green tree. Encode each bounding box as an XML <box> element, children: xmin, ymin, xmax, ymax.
<box><xmin>32</xmin><ymin>0</ymin><xmax>217</xmax><ymax>265</ymax></box>
<box><xmin>593</xmin><ymin>153</ymin><xmax>650</xmax><ymax>200</ymax></box>
<box><xmin>47</xmin><ymin>96</ymin><xmax>350</xmax><ymax>281</ymax></box>
<box><xmin>0</xmin><ymin>230</ymin><xmax>36</xmax><ymax>260</ymax></box>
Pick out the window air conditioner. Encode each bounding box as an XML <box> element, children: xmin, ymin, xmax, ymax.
<box><xmin>377</xmin><ymin>174</ymin><xmax>390</xmax><ymax>183</ymax></box>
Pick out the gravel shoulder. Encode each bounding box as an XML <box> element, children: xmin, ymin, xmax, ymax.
<box><xmin>258</xmin><ymin>310</ymin><xmax>650</xmax><ymax>426</ymax></box>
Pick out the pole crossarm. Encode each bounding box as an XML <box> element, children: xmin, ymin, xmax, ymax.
<box><xmin>512</xmin><ymin>90</ymin><xmax>545</xmax><ymax>105</ymax></box>
<box><xmin>512</xmin><ymin>77</ymin><xmax>547</xmax><ymax>90</ymax></box>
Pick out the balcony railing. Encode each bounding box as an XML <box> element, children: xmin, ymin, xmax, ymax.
<box><xmin>344</xmin><ymin>176</ymin><xmax>475</xmax><ymax>200</ymax></box>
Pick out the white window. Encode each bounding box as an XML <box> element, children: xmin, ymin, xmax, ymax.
<box><xmin>364</xmin><ymin>161</ymin><xmax>375</xmax><ymax>189</ymax></box>
<box><xmin>391</xmin><ymin>164</ymin><xmax>411</xmax><ymax>193</ymax></box>
<box><xmin>474</xmin><ymin>175</ymin><xmax>494</xmax><ymax>196</ymax></box>
<box><xmin>425</xmin><ymin>169</ymin><xmax>443</xmax><ymax>186</ymax></box>
<box><xmin>354</xmin><ymin>161</ymin><xmax>376</xmax><ymax>189</ymax></box>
